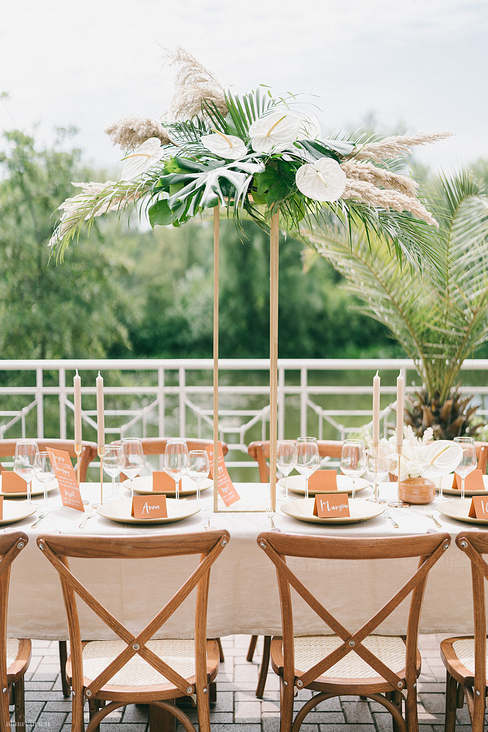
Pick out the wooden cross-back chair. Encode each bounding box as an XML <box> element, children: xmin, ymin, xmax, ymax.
<box><xmin>257</xmin><ymin>531</ymin><xmax>451</xmax><ymax>732</ymax></box>
<box><xmin>0</xmin><ymin>439</ymin><xmax>98</xmax><ymax>482</ymax></box>
<box><xmin>440</xmin><ymin>532</ymin><xmax>488</xmax><ymax>732</ymax></box>
<box><xmin>37</xmin><ymin>530</ymin><xmax>229</xmax><ymax>732</ymax></box>
<box><xmin>0</xmin><ymin>531</ymin><xmax>31</xmax><ymax>732</ymax></box>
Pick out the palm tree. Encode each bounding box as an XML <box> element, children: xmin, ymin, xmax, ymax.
<box><xmin>301</xmin><ymin>171</ymin><xmax>488</xmax><ymax>438</ymax></box>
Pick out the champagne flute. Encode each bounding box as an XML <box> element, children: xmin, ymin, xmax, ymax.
<box><xmin>121</xmin><ymin>438</ymin><xmax>144</xmax><ymax>503</ymax></box>
<box><xmin>188</xmin><ymin>450</ymin><xmax>209</xmax><ymax>505</ymax></box>
<box><xmin>454</xmin><ymin>436</ymin><xmax>477</xmax><ymax>500</ymax></box>
<box><xmin>295</xmin><ymin>437</ymin><xmax>320</xmax><ymax>500</ymax></box>
<box><xmin>164</xmin><ymin>439</ymin><xmax>189</xmax><ymax>501</ymax></box>
<box><xmin>276</xmin><ymin>440</ymin><xmax>297</xmax><ymax>501</ymax></box>
<box><xmin>103</xmin><ymin>444</ymin><xmax>125</xmax><ymax>501</ymax></box>
<box><xmin>367</xmin><ymin>447</ymin><xmax>389</xmax><ymax>503</ymax></box>
<box><xmin>34</xmin><ymin>451</ymin><xmax>55</xmax><ymax>511</ymax></box>
<box><xmin>340</xmin><ymin>439</ymin><xmax>367</xmax><ymax>500</ymax></box>
<box><xmin>14</xmin><ymin>440</ymin><xmax>39</xmax><ymax>505</ymax></box>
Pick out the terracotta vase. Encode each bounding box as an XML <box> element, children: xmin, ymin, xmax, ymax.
<box><xmin>398</xmin><ymin>476</ymin><xmax>435</xmax><ymax>505</ymax></box>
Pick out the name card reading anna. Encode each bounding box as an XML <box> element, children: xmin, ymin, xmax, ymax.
<box><xmin>469</xmin><ymin>495</ymin><xmax>488</xmax><ymax>519</ymax></box>
<box><xmin>131</xmin><ymin>494</ymin><xmax>167</xmax><ymax>519</ymax></box>
<box><xmin>0</xmin><ymin>496</ymin><xmax>3</xmax><ymax>520</ymax></box>
<box><xmin>309</xmin><ymin>470</ymin><xmax>337</xmax><ymax>492</ymax></box>
<box><xmin>453</xmin><ymin>469</ymin><xmax>484</xmax><ymax>492</ymax></box>
<box><xmin>152</xmin><ymin>471</ymin><xmax>176</xmax><ymax>492</ymax></box>
<box><xmin>1</xmin><ymin>472</ymin><xmax>28</xmax><ymax>493</ymax></box>
<box><xmin>313</xmin><ymin>493</ymin><xmax>350</xmax><ymax>518</ymax></box>
<box><xmin>46</xmin><ymin>448</ymin><xmax>84</xmax><ymax>513</ymax></box>
<box><xmin>205</xmin><ymin>442</ymin><xmax>240</xmax><ymax>507</ymax></box>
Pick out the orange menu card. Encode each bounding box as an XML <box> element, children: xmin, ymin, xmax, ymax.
<box><xmin>132</xmin><ymin>494</ymin><xmax>167</xmax><ymax>519</ymax></box>
<box><xmin>469</xmin><ymin>495</ymin><xmax>488</xmax><ymax>519</ymax></box>
<box><xmin>309</xmin><ymin>470</ymin><xmax>337</xmax><ymax>491</ymax></box>
<box><xmin>46</xmin><ymin>448</ymin><xmax>84</xmax><ymax>512</ymax></box>
<box><xmin>205</xmin><ymin>442</ymin><xmax>240</xmax><ymax>507</ymax></box>
<box><xmin>152</xmin><ymin>472</ymin><xmax>176</xmax><ymax>492</ymax></box>
<box><xmin>453</xmin><ymin>470</ymin><xmax>484</xmax><ymax>492</ymax></box>
<box><xmin>2</xmin><ymin>472</ymin><xmax>28</xmax><ymax>493</ymax></box>
<box><xmin>0</xmin><ymin>496</ymin><xmax>3</xmax><ymax>519</ymax></box>
<box><xmin>313</xmin><ymin>493</ymin><xmax>350</xmax><ymax>518</ymax></box>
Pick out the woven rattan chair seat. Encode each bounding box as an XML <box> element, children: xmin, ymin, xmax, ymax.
<box><xmin>6</xmin><ymin>638</ymin><xmax>20</xmax><ymax>670</ymax></box>
<box><xmin>292</xmin><ymin>635</ymin><xmax>407</xmax><ymax>679</ymax></box>
<box><xmin>82</xmin><ymin>639</ymin><xmax>196</xmax><ymax>687</ymax></box>
<box><xmin>451</xmin><ymin>638</ymin><xmax>488</xmax><ymax>677</ymax></box>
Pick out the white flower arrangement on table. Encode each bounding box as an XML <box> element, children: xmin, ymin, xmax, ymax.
<box><xmin>49</xmin><ymin>47</ymin><xmax>450</xmax><ymax>261</ymax></box>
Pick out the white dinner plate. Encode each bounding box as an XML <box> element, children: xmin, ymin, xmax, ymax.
<box><xmin>0</xmin><ymin>501</ymin><xmax>36</xmax><ymax>525</ymax></box>
<box><xmin>437</xmin><ymin>498</ymin><xmax>488</xmax><ymax>525</ymax></box>
<box><xmin>280</xmin><ymin>498</ymin><xmax>385</xmax><ymax>525</ymax></box>
<box><xmin>123</xmin><ymin>475</ymin><xmax>212</xmax><ymax>497</ymax></box>
<box><xmin>97</xmin><ymin>499</ymin><xmax>201</xmax><ymax>525</ymax></box>
<box><xmin>440</xmin><ymin>474</ymin><xmax>488</xmax><ymax>496</ymax></box>
<box><xmin>0</xmin><ymin>475</ymin><xmax>59</xmax><ymax>498</ymax></box>
<box><xmin>279</xmin><ymin>475</ymin><xmax>370</xmax><ymax>496</ymax></box>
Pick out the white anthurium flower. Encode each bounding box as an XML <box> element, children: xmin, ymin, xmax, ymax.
<box><xmin>295</xmin><ymin>158</ymin><xmax>347</xmax><ymax>202</ymax></box>
<box><xmin>201</xmin><ymin>131</ymin><xmax>248</xmax><ymax>160</ymax></box>
<box><xmin>249</xmin><ymin>111</ymin><xmax>301</xmax><ymax>154</ymax></box>
<box><xmin>121</xmin><ymin>138</ymin><xmax>166</xmax><ymax>180</ymax></box>
<box><xmin>296</xmin><ymin>112</ymin><xmax>322</xmax><ymax>140</ymax></box>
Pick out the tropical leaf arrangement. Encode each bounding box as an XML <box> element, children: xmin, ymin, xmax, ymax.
<box><xmin>50</xmin><ymin>47</ymin><xmax>450</xmax><ymax>266</ymax></box>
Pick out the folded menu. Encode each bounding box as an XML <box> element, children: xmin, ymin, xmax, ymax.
<box><xmin>153</xmin><ymin>471</ymin><xmax>176</xmax><ymax>492</ymax></box>
<box><xmin>2</xmin><ymin>472</ymin><xmax>28</xmax><ymax>493</ymax></box>
<box><xmin>452</xmin><ymin>469</ymin><xmax>484</xmax><ymax>492</ymax></box>
<box><xmin>309</xmin><ymin>470</ymin><xmax>337</xmax><ymax>491</ymax></box>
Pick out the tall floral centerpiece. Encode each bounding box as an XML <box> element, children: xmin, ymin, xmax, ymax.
<box><xmin>50</xmin><ymin>48</ymin><xmax>449</xmax><ymax>510</ymax></box>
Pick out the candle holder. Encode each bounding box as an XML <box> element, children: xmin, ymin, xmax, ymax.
<box><xmin>74</xmin><ymin>443</ymin><xmax>82</xmax><ymax>486</ymax></box>
<box><xmin>388</xmin><ymin>446</ymin><xmax>408</xmax><ymax>507</ymax></box>
<box><xmin>98</xmin><ymin>446</ymin><xmax>105</xmax><ymax>505</ymax></box>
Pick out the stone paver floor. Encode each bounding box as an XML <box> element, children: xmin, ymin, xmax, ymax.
<box><xmin>19</xmin><ymin>634</ymin><xmax>478</xmax><ymax>731</ymax></box>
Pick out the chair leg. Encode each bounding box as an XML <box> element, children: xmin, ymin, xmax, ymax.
<box><xmin>445</xmin><ymin>672</ymin><xmax>458</xmax><ymax>732</ymax></box>
<box><xmin>405</xmin><ymin>684</ymin><xmax>418</xmax><ymax>731</ymax></box>
<box><xmin>71</xmin><ymin>689</ymin><xmax>85</xmax><ymax>732</ymax></box>
<box><xmin>149</xmin><ymin>701</ymin><xmax>175</xmax><ymax>732</ymax></box>
<box><xmin>255</xmin><ymin>635</ymin><xmax>271</xmax><ymax>698</ymax></box>
<box><xmin>247</xmin><ymin>635</ymin><xmax>258</xmax><ymax>662</ymax></box>
<box><xmin>13</xmin><ymin>677</ymin><xmax>25</xmax><ymax>732</ymax></box>
<box><xmin>472</xmin><ymin>683</ymin><xmax>486</xmax><ymax>732</ymax></box>
<box><xmin>197</xmin><ymin>686</ymin><xmax>211</xmax><ymax>732</ymax></box>
<box><xmin>279</xmin><ymin>676</ymin><xmax>294</xmax><ymax>732</ymax></box>
<box><xmin>88</xmin><ymin>699</ymin><xmax>101</xmax><ymax>732</ymax></box>
<box><xmin>386</xmin><ymin>690</ymin><xmax>403</xmax><ymax>732</ymax></box>
<box><xmin>59</xmin><ymin>640</ymin><xmax>71</xmax><ymax>697</ymax></box>
<box><xmin>216</xmin><ymin>637</ymin><xmax>225</xmax><ymax>662</ymax></box>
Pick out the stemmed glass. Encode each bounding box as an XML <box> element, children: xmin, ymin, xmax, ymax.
<box><xmin>367</xmin><ymin>447</ymin><xmax>389</xmax><ymax>503</ymax></box>
<box><xmin>103</xmin><ymin>444</ymin><xmax>125</xmax><ymax>501</ymax></box>
<box><xmin>454</xmin><ymin>436</ymin><xmax>477</xmax><ymax>500</ymax></box>
<box><xmin>14</xmin><ymin>440</ymin><xmax>39</xmax><ymax>504</ymax></box>
<box><xmin>295</xmin><ymin>437</ymin><xmax>320</xmax><ymax>500</ymax></box>
<box><xmin>188</xmin><ymin>450</ymin><xmax>210</xmax><ymax>505</ymax></box>
<box><xmin>164</xmin><ymin>439</ymin><xmax>189</xmax><ymax>501</ymax></box>
<box><xmin>121</xmin><ymin>438</ymin><xmax>144</xmax><ymax>503</ymax></box>
<box><xmin>33</xmin><ymin>451</ymin><xmax>55</xmax><ymax>511</ymax></box>
<box><xmin>340</xmin><ymin>439</ymin><xmax>367</xmax><ymax>500</ymax></box>
<box><xmin>276</xmin><ymin>440</ymin><xmax>297</xmax><ymax>501</ymax></box>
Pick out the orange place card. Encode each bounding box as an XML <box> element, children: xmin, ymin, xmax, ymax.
<box><xmin>469</xmin><ymin>495</ymin><xmax>488</xmax><ymax>519</ymax></box>
<box><xmin>47</xmin><ymin>448</ymin><xmax>84</xmax><ymax>513</ymax></box>
<box><xmin>132</xmin><ymin>494</ymin><xmax>167</xmax><ymax>519</ymax></box>
<box><xmin>0</xmin><ymin>496</ymin><xmax>3</xmax><ymax>520</ymax></box>
<box><xmin>313</xmin><ymin>493</ymin><xmax>350</xmax><ymax>518</ymax></box>
<box><xmin>309</xmin><ymin>470</ymin><xmax>337</xmax><ymax>492</ymax></box>
<box><xmin>205</xmin><ymin>442</ymin><xmax>240</xmax><ymax>507</ymax></box>
<box><xmin>2</xmin><ymin>471</ymin><xmax>28</xmax><ymax>493</ymax></box>
<box><xmin>453</xmin><ymin>470</ymin><xmax>485</xmax><ymax>492</ymax></box>
<box><xmin>153</xmin><ymin>471</ymin><xmax>176</xmax><ymax>492</ymax></box>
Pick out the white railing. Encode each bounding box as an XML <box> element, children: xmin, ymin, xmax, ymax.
<box><xmin>0</xmin><ymin>358</ymin><xmax>487</xmax><ymax>476</ymax></box>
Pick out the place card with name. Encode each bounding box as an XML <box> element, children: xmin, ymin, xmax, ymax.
<box><xmin>1</xmin><ymin>472</ymin><xmax>28</xmax><ymax>493</ymax></box>
<box><xmin>131</xmin><ymin>494</ymin><xmax>167</xmax><ymax>519</ymax></box>
<box><xmin>0</xmin><ymin>496</ymin><xmax>3</xmax><ymax>520</ymax></box>
<box><xmin>453</xmin><ymin>470</ymin><xmax>484</xmax><ymax>492</ymax></box>
<box><xmin>309</xmin><ymin>470</ymin><xmax>337</xmax><ymax>492</ymax></box>
<box><xmin>205</xmin><ymin>442</ymin><xmax>240</xmax><ymax>507</ymax></box>
<box><xmin>313</xmin><ymin>493</ymin><xmax>350</xmax><ymax>518</ymax></box>
<box><xmin>469</xmin><ymin>495</ymin><xmax>488</xmax><ymax>519</ymax></box>
<box><xmin>153</xmin><ymin>471</ymin><xmax>176</xmax><ymax>492</ymax></box>
<box><xmin>47</xmin><ymin>448</ymin><xmax>84</xmax><ymax>513</ymax></box>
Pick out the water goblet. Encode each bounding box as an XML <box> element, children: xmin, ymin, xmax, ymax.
<box><xmin>103</xmin><ymin>444</ymin><xmax>125</xmax><ymax>501</ymax></box>
<box><xmin>295</xmin><ymin>437</ymin><xmax>320</xmax><ymax>500</ymax></box>
<box><xmin>276</xmin><ymin>440</ymin><xmax>297</xmax><ymax>500</ymax></box>
<box><xmin>340</xmin><ymin>439</ymin><xmax>367</xmax><ymax>500</ymax></box>
<box><xmin>188</xmin><ymin>450</ymin><xmax>210</xmax><ymax>505</ymax></box>
<box><xmin>33</xmin><ymin>451</ymin><xmax>55</xmax><ymax>511</ymax></box>
<box><xmin>164</xmin><ymin>439</ymin><xmax>189</xmax><ymax>501</ymax></box>
<box><xmin>121</xmin><ymin>438</ymin><xmax>144</xmax><ymax>503</ymax></box>
<box><xmin>454</xmin><ymin>436</ymin><xmax>477</xmax><ymax>500</ymax></box>
<box><xmin>367</xmin><ymin>447</ymin><xmax>389</xmax><ymax>503</ymax></box>
<box><xmin>14</xmin><ymin>440</ymin><xmax>39</xmax><ymax>505</ymax></box>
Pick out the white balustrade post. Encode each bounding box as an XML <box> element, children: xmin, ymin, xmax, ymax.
<box><xmin>300</xmin><ymin>367</ymin><xmax>308</xmax><ymax>437</ymax></box>
<box><xmin>36</xmin><ymin>367</ymin><xmax>44</xmax><ymax>438</ymax></box>
<box><xmin>278</xmin><ymin>365</ymin><xmax>285</xmax><ymax>440</ymax></box>
<box><xmin>59</xmin><ymin>368</ymin><xmax>66</xmax><ymax>439</ymax></box>
<box><xmin>179</xmin><ymin>366</ymin><xmax>186</xmax><ymax>438</ymax></box>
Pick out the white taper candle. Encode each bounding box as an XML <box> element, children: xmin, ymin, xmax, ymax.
<box><xmin>74</xmin><ymin>371</ymin><xmax>82</xmax><ymax>445</ymax></box>
<box><xmin>96</xmin><ymin>372</ymin><xmax>105</xmax><ymax>449</ymax></box>
<box><xmin>396</xmin><ymin>371</ymin><xmax>405</xmax><ymax>447</ymax></box>
<box><xmin>372</xmin><ymin>371</ymin><xmax>380</xmax><ymax>444</ymax></box>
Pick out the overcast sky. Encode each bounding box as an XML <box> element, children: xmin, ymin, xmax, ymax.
<box><xmin>0</xmin><ymin>0</ymin><xmax>486</xmax><ymax>176</ymax></box>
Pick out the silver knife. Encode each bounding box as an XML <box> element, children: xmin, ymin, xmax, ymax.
<box><xmin>384</xmin><ymin>510</ymin><xmax>399</xmax><ymax>529</ymax></box>
<box><xmin>31</xmin><ymin>511</ymin><xmax>48</xmax><ymax>528</ymax></box>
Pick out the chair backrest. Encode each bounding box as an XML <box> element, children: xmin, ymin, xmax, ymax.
<box><xmin>0</xmin><ymin>439</ymin><xmax>98</xmax><ymax>482</ymax></box>
<box><xmin>138</xmin><ymin>438</ymin><xmax>228</xmax><ymax>458</ymax></box>
<box><xmin>248</xmin><ymin>440</ymin><xmax>342</xmax><ymax>482</ymax></box>
<box><xmin>257</xmin><ymin>531</ymin><xmax>450</xmax><ymax>694</ymax></box>
<box><xmin>0</xmin><ymin>532</ymin><xmax>29</xmax><ymax>732</ymax></box>
<box><xmin>37</xmin><ymin>530</ymin><xmax>229</xmax><ymax>702</ymax></box>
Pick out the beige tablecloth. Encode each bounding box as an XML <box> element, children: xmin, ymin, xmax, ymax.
<box><xmin>5</xmin><ymin>481</ymin><xmax>477</xmax><ymax>639</ymax></box>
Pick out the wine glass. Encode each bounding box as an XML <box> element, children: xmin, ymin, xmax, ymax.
<box><xmin>340</xmin><ymin>439</ymin><xmax>367</xmax><ymax>500</ymax></box>
<box><xmin>164</xmin><ymin>439</ymin><xmax>189</xmax><ymax>501</ymax></box>
<box><xmin>33</xmin><ymin>451</ymin><xmax>56</xmax><ymax>511</ymax></box>
<box><xmin>188</xmin><ymin>450</ymin><xmax>210</xmax><ymax>505</ymax></box>
<box><xmin>454</xmin><ymin>436</ymin><xmax>477</xmax><ymax>500</ymax></box>
<box><xmin>103</xmin><ymin>444</ymin><xmax>125</xmax><ymax>501</ymax></box>
<box><xmin>121</xmin><ymin>438</ymin><xmax>144</xmax><ymax>503</ymax></box>
<box><xmin>295</xmin><ymin>437</ymin><xmax>320</xmax><ymax>500</ymax></box>
<box><xmin>14</xmin><ymin>440</ymin><xmax>39</xmax><ymax>504</ymax></box>
<box><xmin>367</xmin><ymin>447</ymin><xmax>389</xmax><ymax>503</ymax></box>
<box><xmin>276</xmin><ymin>440</ymin><xmax>297</xmax><ymax>500</ymax></box>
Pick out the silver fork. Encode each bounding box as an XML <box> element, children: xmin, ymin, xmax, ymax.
<box><xmin>79</xmin><ymin>506</ymin><xmax>95</xmax><ymax>529</ymax></box>
<box><xmin>384</xmin><ymin>510</ymin><xmax>399</xmax><ymax>529</ymax></box>
<box><xmin>425</xmin><ymin>512</ymin><xmax>442</xmax><ymax>529</ymax></box>
<box><xmin>31</xmin><ymin>511</ymin><xmax>48</xmax><ymax>529</ymax></box>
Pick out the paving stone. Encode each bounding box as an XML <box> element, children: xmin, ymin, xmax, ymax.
<box><xmin>31</xmin><ymin>712</ymin><xmax>67</xmax><ymax>732</ymax></box>
<box><xmin>342</xmin><ymin>700</ymin><xmax>374</xmax><ymax>724</ymax></box>
<box><xmin>420</xmin><ymin>693</ymin><xmax>446</xmax><ymax>713</ymax></box>
<box><xmin>235</xmin><ymin>700</ymin><xmax>262</xmax><ymax>720</ymax></box>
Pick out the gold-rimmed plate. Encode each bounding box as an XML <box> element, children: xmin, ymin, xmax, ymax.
<box><xmin>96</xmin><ymin>499</ymin><xmax>201</xmax><ymax>525</ymax></box>
<box><xmin>438</xmin><ymin>498</ymin><xmax>488</xmax><ymax>525</ymax></box>
<box><xmin>0</xmin><ymin>501</ymin><xmax>36</xmax><ymax>525</ymax></box>
<box><xmin>0</xmin><ymin>476</ymin><xmax>58</xmax><ymax>498</ymax></box>
<box><xmin>440</xmin><ymin>474</ymin><xmax>488</xmax><ymax>496</ymax></box>
<box><xmin>279</xmin><ymin>475</ymin><xmax>370</xmax><ymax>496</ymax></box>
<box><xmin>280</xmin><ymin>498</ymin><xmax>385</xmax><ymax>525</ymax></box>
<box><xmin>123</xmin><ymin>476</ymin><xmax>212</xmax><ymax>497</ymax></box>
